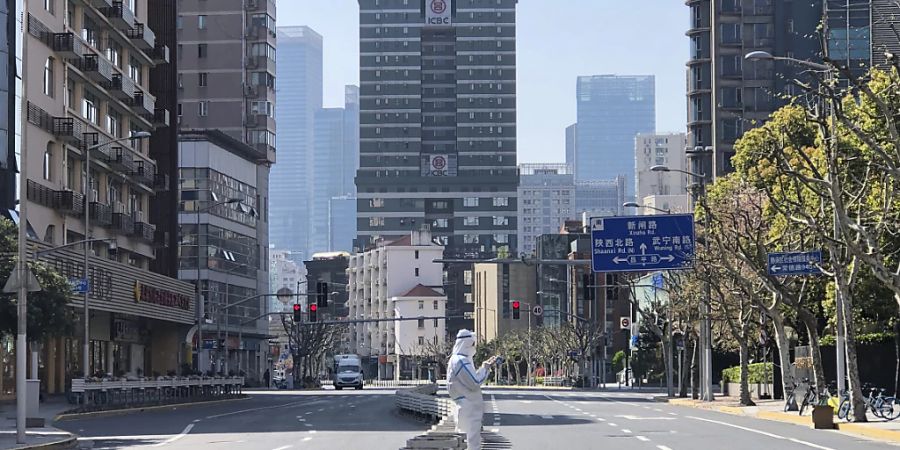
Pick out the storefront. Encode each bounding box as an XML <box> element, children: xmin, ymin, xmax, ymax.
<box><xmin>0</xmin><ymin>244</ymin><xmax>195</xmax><ymax>399</ymax></box>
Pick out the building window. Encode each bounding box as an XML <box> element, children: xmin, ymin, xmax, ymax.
<box><xmin>414</xmin><ymin>268</ymin><xmax>419</xmax><ymax>277</ymax></box>
<box><xmin>464</xmin><ymin>293</ymin><xmax>473</xmax><ymax>303</ymax></box>
<box><xmin>128</xmin><ymin>57</ymin><xmax>142</xmax><ymax>84</ymax></box>
<box><xmin>433</xmin><ymin>301</ymin><xmax>438</xmax><ymax>310</ymax></box>
<box><xmin>43</xmin><ymin>144</ymin><xmax>52</xmax><ymax>180</ymax></box>
<box><xmin>369</xmin><ymin>217</ymin><xmax>384</xmax><ymax>227</ymax></box>
<box><xmin>492</xmin><ymin>216</ymin><xmax>508</xmax><ymax>226</ymax></box>
<box><xmin>198</xmin><ymin>44</ymin><xmax>208</xmax><ymax>58</ymax></box>
<box><xmin>418</xmin><ymin>336</ymin><xmax>425</xmax><ymax>346</ymax></box>
<box><xmin>370</xmin><ymin>198</ymin><xmax>384</xmax><ymax>208</ymax></box>
<box><xmin>414</xmin><ymin>250</ymin><xmax>419</xmax><ymax>259</ymax></box>
<box><xmin>82</xmin><ymin>91</ymin><xmax>98</xmax><ymax>124</ymax></box>
<box><xmin>464</xmin><ymin>234</ymin><xmax>479</xmax><ymax>244</ymax></box>
<box><xmin>418</xmin><ymin>300</ymin><xmax>424</xmax><ymax>310</ymax></box>
<box><xmin>464</xmin><ymin>270</ymin><xmax>472</xmax><ymax>285</ymax></box>
<box><xmin>198</xmin><ymin>101</ymin><xmax>209</xmax><ymax>117</ymax></box>
<box><xmin>42</xmin><ymin>57</ymin><xmax>54</xmax><ymax>97</ymax></box>
<box><xmin>464</xmin><ymin>197</ymin><xmax>478</xmax><ymax>207</ymax></box>
<box><xmin>177</xmin><ymin>103</ymin><xmax>183</xmax><ymax>117</ymax></box>
<box><xmin>107</xmin><ymin>108</ymin><xmax>121</xmax><ymax>137</ymax></box>
<box><xmin>44</xmin><ymin>0</ymin><xmax>54</xmax><ymax>13</ymax></box>
<box><xmin>199</xmin><ymin>72</ymin><xmax>208</xmax><ymax>87</ymax></box>
<box><xmin>464</xmin><ymin>217</ymin><xmax>478</xmax><ymax>226</ymax></box>
<box><xmin>106</xmin><ymin>39</ymin><xmax>122</xmax><ymax>68</ymax></box>
<box><xmin>176</xmin><ymin>15</ymin><xmax>183</xmax><ymax>29</ymax></box>
<box><xmin>493</xmin><ymin>197</ymin><xmax>509</xmax><ymax>207</ymax></box>
<box><xmin>417</xmin><ymin>318</ymin><xmax>424</xmax><ymax>329</ymax></box>
<box><xmin>493</xmin><ymin>234</ymin><xmax>509</xmax><ymax>244</ymax></box>
<box><xmin>198</xmin><ymin>15</ymin><xmax>207</xmax><ymax>29</ymax></box>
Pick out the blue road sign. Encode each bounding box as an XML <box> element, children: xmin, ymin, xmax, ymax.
<box><xmin>69</xmin><ymin>277</ymin><xmax>89</xmax><ymax>294</ymax></box>
<box><xmin>590</xmin><ymin>215</ymin><xmax>695</xmax><ymax>273</ymax></box>
<box><xmin>767</xmin><ymin>251</ymin><xmax>823</xmax><ymax>276</ymax></box>
<box><xmin>652</xmin><ymin>272</ymin><xmax>664</xmax><ymax>289</ymax></box>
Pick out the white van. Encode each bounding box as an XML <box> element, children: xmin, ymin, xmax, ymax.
<box><xmin>333</xmin><ymin>354</ymin><xmax>363</xmax><ymax>390</ymax></box>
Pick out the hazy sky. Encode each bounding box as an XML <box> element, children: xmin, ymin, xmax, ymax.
<box><xmin>276</xmin><ymin>0</ymin><xmax>688</xmax><ymax>163</ymax></box>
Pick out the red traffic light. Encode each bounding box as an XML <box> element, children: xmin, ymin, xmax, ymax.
<box><xmin>310</xmin><ymin>304</ymin><xmax>318</xmax><ymax>312</ymax></box>
<box><xmin>293</xmin><ymin>304</ymin><xmax>301</xmax><ymax>311</ymax></box>
<box><xmin>512</xmin><ymin>301</ymin><xmax>520</xmax><ymax>309</ymax></box>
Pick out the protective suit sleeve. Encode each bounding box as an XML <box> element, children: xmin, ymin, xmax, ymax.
<box><xmin>452</xmin><ymin>360</ymin><xmax>490</xmax><ymax>390</ymax></box>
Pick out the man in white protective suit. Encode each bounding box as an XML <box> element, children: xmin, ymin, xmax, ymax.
<box><xmin>447</xmin><ymin>329</ymin><xmax>497</xmax><ymax>450</ymax></box>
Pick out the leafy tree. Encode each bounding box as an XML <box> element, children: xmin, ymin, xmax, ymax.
<box><xmin>0</xmin><ymin>217</ymin><xmax>74</xmax><ymax>342</ymax></box>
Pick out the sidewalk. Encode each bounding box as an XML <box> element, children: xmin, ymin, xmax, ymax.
<box><xmin>657</xmin><ymin>394</ymin><xmax>900</xmax><ymax>444</ymax></box>
<box><xmin>0</xmin><ymin>397</ymin><xmax>77</xmax><ymax>450</ymax></box>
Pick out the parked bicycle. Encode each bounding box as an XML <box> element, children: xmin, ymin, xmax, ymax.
<box><xmin>838</xmin><ymin>387</ymin><xmax>900</xmax><ymax>421</ymax></box>
<box><xmin>784</xmin><ymin>378</ymin><xmax>817</xmax><ymax>415</ymax></box>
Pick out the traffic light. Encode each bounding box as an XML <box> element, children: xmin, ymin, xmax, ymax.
<box><xmin>317</xmin><ymin>281</ymin><xmax>329</xmax><ymax>307</ymax></box>
<box><xmin>309</xmin><ymin>304</ymin><xmax>318</xmax><ymax>322</ymax></box>
<box><xmin>293</xmin><ymin>304</ymin><xmax>301</xmax><ymax>322</ymax></box>
<box><xmin>512</xmin><ymin>300</ymin><xmax>520</xmax><ymax>320</ymax></box>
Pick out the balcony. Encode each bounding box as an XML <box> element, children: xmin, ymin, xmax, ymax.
<box><xmin>151</xmin><ymin>44</ymin><xmax>170</xmax><ymax>64</ymax></box>
<box><xmin>102</xmin><ymin>1</ymin><xmax>135</xmax><ymax>31</ymax></box>
<box><xmin>129</xmin><ymin>90</ymin><xmax>155</xmax><ymax>117</ymax></box>
<box><xmin>152</xmin><ymin>108</ymin><xmax>169</xmax><ymax>127</ymax></box>
<box><xmin>132</xmin><ymin>160</ymin><xmax>155</xmax><ymax>185</ymax></box>
<box><xmin>254</xmin><ymin>142</ymin><xmax>276</xmax><ymax>163</ymax></box>
<box><xmin>246</xmin><ymin>55</ymin><xmax>274</xmax><ymax>71</ymax></box>
<box><xmin>246</xmin><ymin>0</ymin><xmax>265</xmax><ymax>11</ymax></box>
<box><xmin>153</xmin><ymin>173</ymin><xmax>169</xmax><ymax>191</ymax></box>
<box><xmin>127</xmin><ymin>22</ymin><xmax>155</xmax><ymax>50</ymax></box>
<box><xmin>55</xmin><ymin>190</ymin><xmax>85</xmax><ymax>216</ymax></box>
<box><xmin>112</xmin><ymin>210</ymin><xmax>135</xmax><ymax>234</ymax></box>
<box><xmin>104</xmin><ymin>74</ymin><xmax>136</xmax><ymax>100</ymax></box>
<box><xmin>79</xmin><ymin>54</ymin><xmax>114</xmax><ymax>83</ymax></box>
<box><xmin>52</xmin><ymin>117</ymin><xmax>83</xmax><ymax>143</ymax></box>
<box><xmin>90</xmin><ymin>202</ymin><xmax>112</xmax><ymax>226</ymax></box>
<box><xmin>106</xmin><ymin>146</ymin><xmax>134</xmax><ymax>172</ymax></box>
<box><xmin>52</xmin><ymin>33</ymin><xmax>85</xmax><ymax>59</ymax></box>
<box><xmin>133</xmin><ymin>219</ymin><xmax>155</xmax><ymax>242</ymax></box>
<box><xmin>26</xmin><ymin>180</ymin><xmax>55</xmax><ymax>208</ymax></box>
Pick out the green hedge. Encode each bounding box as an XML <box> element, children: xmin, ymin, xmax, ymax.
<box><xmin>819</xmin><ymin>332</ymin><xmax>895</xmax><ymax>347</ymax></box>
<box><xmin>721</xmin><ymin>362</ymin><xmax>773</xmax><ymax>384</ymax></box>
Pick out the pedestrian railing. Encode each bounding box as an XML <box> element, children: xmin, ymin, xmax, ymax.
<box><xmin>321</xmin><ymin>379</ymin><xmax>439</xmax><ymax>388</ymax></box>
<box><xmin>395</xmin><ymin>383</ymin><xmax>456</xmax><ymax>423</ymax></box>
<box><xmin>68</xmin><ymin>377</ymin><xmax>244</xmax><ymax>410</ymax></box>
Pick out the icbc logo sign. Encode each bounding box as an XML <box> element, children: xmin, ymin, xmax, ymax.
<box><xmin>426</xmin><ymin>0</ymin><xmax>451</xmax><ymax>26</ymax></box>
<box><xmin>431</xmin><ymin>155</ymin><xmax>446</xmax><ymax>170</ymax></box>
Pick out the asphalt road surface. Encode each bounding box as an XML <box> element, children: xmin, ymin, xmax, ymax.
<box><xmin>58</xmin><ymin>387</ymin><xmax>900</xmax><ymax>450</ymax></box>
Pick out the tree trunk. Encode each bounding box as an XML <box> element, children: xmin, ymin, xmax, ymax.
<box><xmin>894</xmin><ymin>322</ymin><xmax>900</xmax><ymax>397</ymax></box>
<box><xmin>836</xmin><ymin>268</ymin><xmax>867</xmax><ymax>422</ymax></box>
<box><xmin>797</xmin><ymin>307</ymin><xmax>826</xmax><ymax>391</ymax></box>
<box><xmin>690</xmin><ymin>336</ymin><xmax>699</xmax><ymax>399</ymax></box>
<box><xmin>739</xmin><ymin>337</ymin><xmax>756</xmax><ymax>406</ymax></box>
<box><xmin>769</xmin><ymin>310</ymin><xmax>795</xmax><ymax>406</ymax></box>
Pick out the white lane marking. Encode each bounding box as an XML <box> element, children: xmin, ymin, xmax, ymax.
<box><xmin>304</xmin><ymin>423</ymin><xmax>313</xmax><ymax>427</ymax></box>
<box><xmin>595</xmin><ymin>417</ymin><xmax>606</xmax><ymax>422</ymax></box>
<box><xmin>616</xmin><ymin>415</ymin><xmax>676</xmax><ymax>421</ymax></box>
<box><xmin>303</xmin><ymin>437</ymin><xmax>313</xmax><ymax>442</ymax></box>
<box><xmin>317</xmin><ymin>408</ymin><xmax>325</xmax><ymax>412</ymax></box>
<box><xmin>491</xmin><ymin>428</ymin><xmax>500</xmax><ymax>433</ymax></box>
<box><xmin>658</xmin><ymin>446</ymin><xmax>673</xmax><ymax>450</ymax></box>
<box><xmin>540</xmin><ymin>415</ymin><xmax>554</xmax><ymax>419</ymax></box>
<box><xmin>608</xmin><ymin>422</ymin><xmax>618</xmax><ymax>427</ymax></box>
<box><xmin>636</xmin><ymin>436</ymin><xmax>650</xmax><ymax>442</ymax></box>
<box><xmin>668</xmin><ymin>412</ymin><xmax>678</xmax><ymax>416</ymax></box>
<box><xmin>305</xmin><ymin>412</ymin><xmax>312</xmax><ymax>415</ymax></box>
<box><xmin>622</xmin><ymin>429</ymin><xmax>632</xmax><ymax>433</ymax></box>
<box><xmin>191</xmin><ymin>419</ymin><xmax>200</xmax><ymax>423</ymax></box>
<box><xmin>654</xmin><ymin>408</ymin><xmax>663</xmax><ymax>412</ymax></box>
<box><xmin>688</xmin><ymin>416</ymin><xmax>835</xmax><ymax>450</ymax></box>
<box><xmin>205</xmin><ymin>401</ymin><xmax>307</xmax><ymax>419</ymax></box>
<box><xmin>520</xmin><ymin>400</ymin><xmax>533</xmax><ymax>404</ymax></box>
<box><xmin>151</xmin><ymin>424</ymin><xmax>193</xmax><ymax>447</ymax></box>
<box><xmin>273</xmin><ymin>446</ymin><xmax>292</xmax><ymax>450</ymax></box>
<box><xmin>308</xmin><ymin>430</ymin><xmax>317</xmax><ymax>434</ymax></box>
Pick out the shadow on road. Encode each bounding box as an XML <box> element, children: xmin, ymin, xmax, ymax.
<box><xmin>490</xmin><ymin>412</ymin><xmax>593</xmax><ymax>427</ymax></box>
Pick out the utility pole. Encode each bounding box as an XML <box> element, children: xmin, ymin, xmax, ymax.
<box><xmin>15</xmin><ymin>0</ymin><xmax>30</xmax><ymax>441</ymax></box>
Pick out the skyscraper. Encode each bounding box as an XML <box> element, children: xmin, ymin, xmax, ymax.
<box><xmin>270</xmin><ymin>26</ymin><xmax>322</xmax><ymax>260</ymax></box>
<box><xmin>356</xmin><ymin>0</ymin><xmax>519</xmax><ymax>333</ymax></box>
<box><xmin>685</xmin><ymin>0</ymin><xmax>820</xmax><ymax>180</ymax></box>
<box><xmin>574</xmin><ymin>75</ymin><xmax>655</xmax><ymax>192</ymax></box>
<box><xmin>517</xmin><ymin>163</ymin><xmax>574</xmax><ymax>256</ymax></box>
<box><xmin>565</xmin><ymin>123</ymin><xmax>576</xmax><ymax>174</ymax></box>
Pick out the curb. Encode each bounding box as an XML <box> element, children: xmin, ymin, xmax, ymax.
<box><xmin>756</xmin><ymin>410</ymin><xmax>812</xmax><ymax>426</ymax></box>
<box><xmin>53</xmin><ymin>396</ymin><xmax>250</xmax><ymax>422</ymax></box>
<box><xmin>11</xmin><ymin>435</ymin><xmax>77</xmax><ymax>450</ymax></box>
<box><xmin>838</xmin><ymin>422</ymin><xmax>900</xmax><ymax>443</ymax></box>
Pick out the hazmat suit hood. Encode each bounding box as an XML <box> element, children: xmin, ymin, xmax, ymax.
<box><xmin>452</xmin><ymin>329</ymin><xmax>476</xmax><ymax>357</ymax></box>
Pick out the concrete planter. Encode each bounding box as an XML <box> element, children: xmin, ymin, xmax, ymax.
<box><xmin>812</xmin><ymin>404</ymin><xmax>834</xmax><ymax>429</ymax></box>
<box><xmin>723</xmin><ymin>382</ymin><xmax>775</xmax><ymax>398</ymax></box>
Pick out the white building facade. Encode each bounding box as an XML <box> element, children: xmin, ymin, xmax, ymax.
<box><xmin>347</xmin><ymin>231</ymin><xmax>444</xmax><ymax>380</ymax></box>
<box><xmin>517</xmin><ymin>164</ymin><xmax>575</xmax><ymax>256</ymax></box>
<box><xmin>634</xmin><ymin>133</ymin><xmax>689</xmax><ymax>203</ymax></box>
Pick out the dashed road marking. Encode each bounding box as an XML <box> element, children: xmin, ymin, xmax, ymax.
<box><xmin>608</xmin><ymin>422</ymin><xmax>618</xmax><ymax>427</ymax></box>
<box><xmin>308</xmin><ymin>430</ymin><xmax>317</xmax><ymax>434</ymax></box>
<box><xmin>688</xmin><ymin>416</ymin><xmax>835</xmax><ymax>450</ymax></box>
<box><xmin>303</xmin><ymin>437</ymin><xmax>312</xmax><ymax>442</ymax></box>
<box><xmin>622</xmin><ymin>429</ymin><xmax>632</xmax><ymax>433</ymax></box>
<box><xmin>151</xmin><ymin>424</ymin><xmax>193</xmax><ymax>448</ymax></box>
<box><xmin>658</xmin><ymin>446</ymin><xmax>673</xmax><ymax>450</ymax></box>
<box><xmin>272</xmin><ymin>446</ymin><xmax>292</xmax><ymax>450</ymax></box>
<box><xmin>491</xmin><ymin>428</ymin><xmax>500</xmax><ymax>433</ymax></box>
<box><xmin>636</xmin><ymin>436</ymin><xmax>650</xmax><ymax>442</ymax></box>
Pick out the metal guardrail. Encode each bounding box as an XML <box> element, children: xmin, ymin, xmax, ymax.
<box><xmin>395</xmin><ymin>383</ymin><xmax>455</xmax><ymax>422</ymax></box>
<box><xmin>69</xmin><ymin>377</ymin><xmax>244</xmax><ymax>409</ymax></box>
<box><xmin>320</xmin><ymin>379</ymin><xmax>439</xmax><ymax>388</ymax></box>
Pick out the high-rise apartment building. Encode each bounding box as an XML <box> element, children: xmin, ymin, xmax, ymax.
<box><xmin>574</xmin><ymin>75</ymin><xmax>655</xmax><ymax>192</ymax></box>
<box><xmin>176</xmin><ymin>0</ymin><xmax>277</xmax><ymax>164</ymax></box>
<box><xmin>634</xmin><ymin>133</ymin><xmax>687</xmax><ymax>201</ymax></box>
<box><xmin>329</xmin><ymin>195</ymin><xmax>357</xmax><ymax>252</ymax></box>
<box><xmin>270</xmin><ymin>26</ymin><xmax>322</xmax><ymax>261</ymax></box>
<box><xmin>517</xmin><ymin>163</ymin><xmax>574</xmax><ymax>257</ymax></box>
<box><xmin>565</xmin><ymin>123</ymin><xmax>576</xmax><ymax>174</ymax></box>
<box><xmin>0</xmin><ymin>2</ymin><xmax>20</xmax><ymax>214</ymax></box>
<box><xmin>17</xmin><ymin>0</ymin><xmax>196</xmax><ymax>394</ymax></box>
<box><xmin>575</xmin><ymin>177</ymin><xmax>626</xmax><ymax>219</ymax></box>
<box><xmin>356</xmin><ymin>0</ymin><xmax>519</xmax><ymax>333</ymax></box>
<box><xmin>685</xmin><ymin>0</ymin><xmax>820</xmax><ymax>180</ymax></box>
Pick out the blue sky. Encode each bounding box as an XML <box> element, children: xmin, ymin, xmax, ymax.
<box><xmin>276</xmin><ymin>0</ymin><xmax>688</xmax><ymax>163</ymax></box>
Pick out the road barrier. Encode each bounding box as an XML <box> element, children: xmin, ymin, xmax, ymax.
<box><xmin>69</xmin><ymin>377</ymin><xmax>244</xmax><ymax>410</ymax></box>
<box><xmin>396</xmin><ymin>384</ymin><xmax>465</xmax><ymax>450</ymax></box>
<box><xmin>321</xmin><ymin>379</ymin><xmax>439</xmax><ymax>388</ymax></box>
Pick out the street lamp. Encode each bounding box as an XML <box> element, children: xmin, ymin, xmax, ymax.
<box><xmin>623</xmin><ymin>202</ymin><xmax>671</xmax><ymax>215</ymax></box>
<box><xmin>193</xmin><ymin>195</ymin><xmax>241</xmax><ymax>373</ymax></box>
<box><xmin>651</xmin><ymin>164</ymin><xmax>712</xmax><ymax>401</ymax></box>
<box><xmin>745</xmin><ymin>50</ymin><xmax>847</xmax><ymax>397</ymax></box>
<box><xmin>82</xmin><ymin>131</ymin><xmax>151</xmax><ymax>381</ymax></box>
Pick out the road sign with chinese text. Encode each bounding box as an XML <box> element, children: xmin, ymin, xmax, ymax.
<box><xmin>767</xmin><ymin>251</ymin><xmax>823</xmax><ymax>276</ymax></box>
<box><xmin>591</xmin><ymin>215</ymin><xmax>695</xmax><ymax>273</ymax></box>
